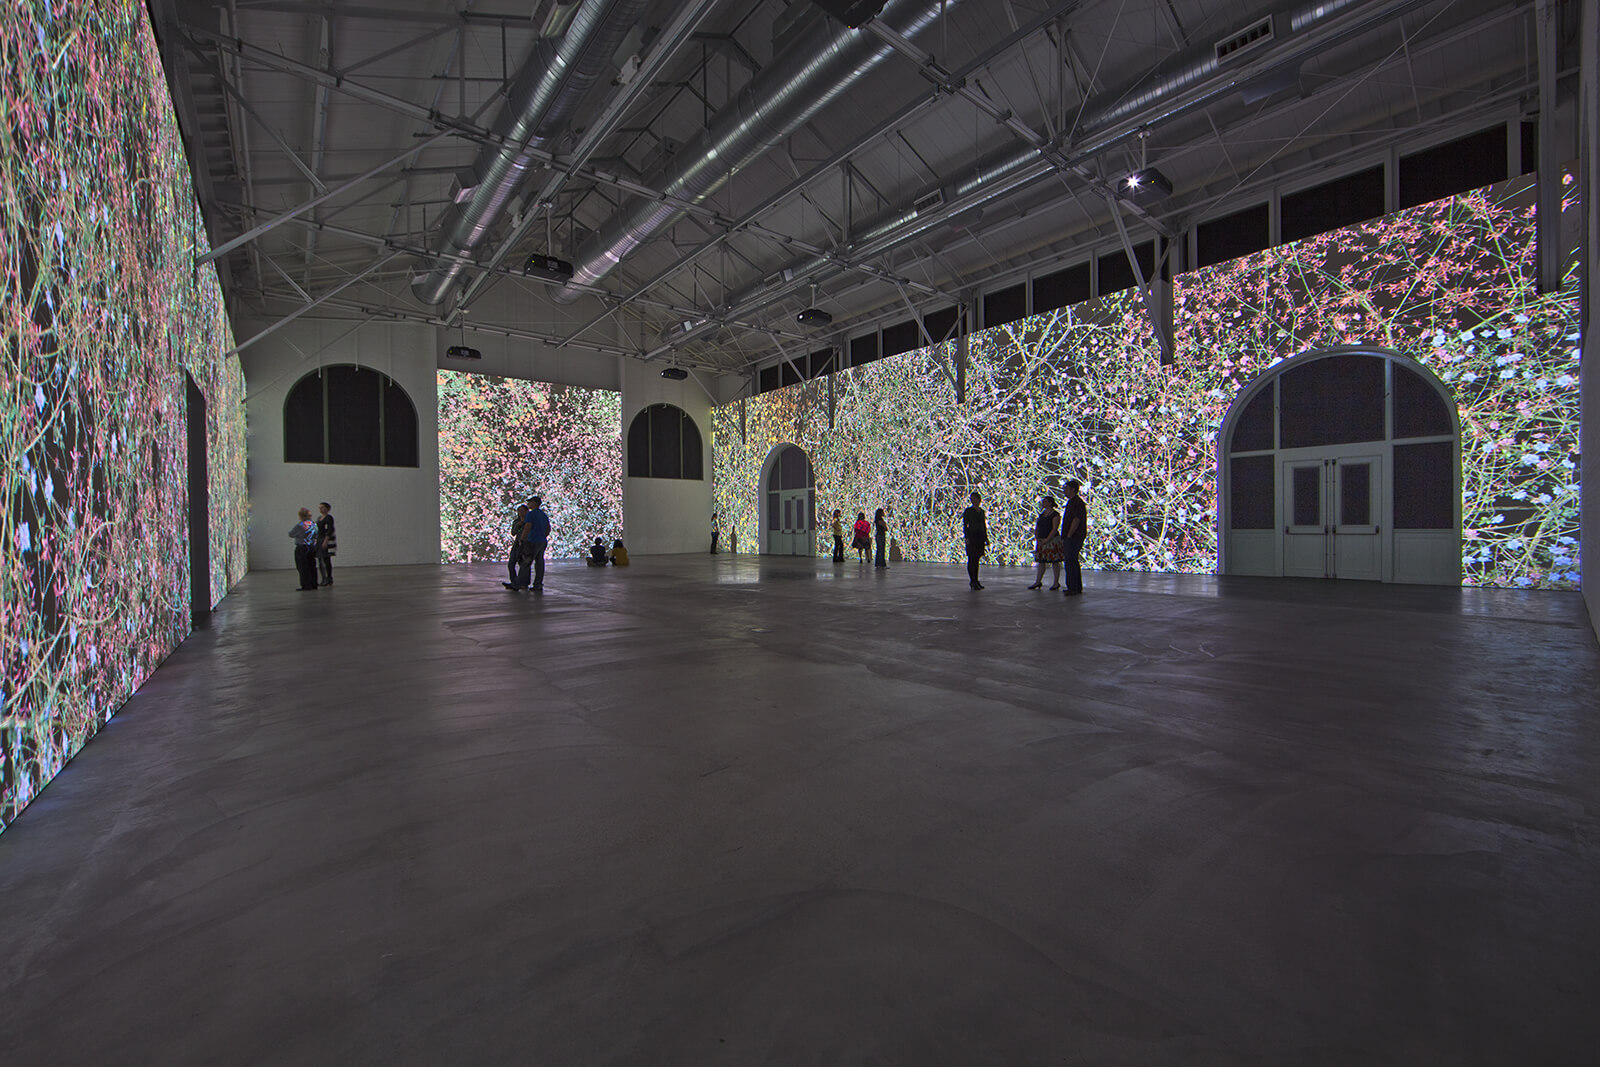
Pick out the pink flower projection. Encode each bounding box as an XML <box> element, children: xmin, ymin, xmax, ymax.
<box><xmin>438</xmin><ymin>371</ymin><xmax>624</xmax><ymax>562</ymax></box>
<box><xmin>714</xmin><ymin>170</ymin><xmax>1580</xmax><ymax>589</ymax></box>
<box><xmin>2</xmin><ymin>1</ymin><xmax>249</xmax><ymax>829</ymax></box>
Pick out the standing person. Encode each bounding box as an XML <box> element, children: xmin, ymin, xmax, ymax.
<box><xmin>710</xmin><ymin>513</ymin><xmax>720</xmax><ymax>554</ymax></box>
<box><xmin>961</xmin><ymin>492</ymin><xmax>988</xmax><ymax>590</ymax></box>
<box><xmin>1027</xmin><ymin>496</ymin><xmax>1063</xmax><ymax>591</ymax></box>
<box><xmin>1061</xmin><ymin>480</ymin><xmax>1088</xmax><ymax>596</ymax></box>
<box><xmin>873</xmin><ymin>508</ymin><xmax>889</xmax><ymax>569</ymax></box>
<box><xmin>288</xmin><ymin>508</ymin><xmax>319</xmax><ymax>591</ymax></box>
<box><xmin>315</xmin><ymin>502</ymin><xmax>337</xmax><ymax>587</ymax></box>
<box><xmin>851</xmin><ymin>512</ymin><xmax>872</xmax><ymax>562</ymax></box>
<box><xmin>519</xmin><ymin>495</ymin><xmax>552</xmax><ymax>592</ymax></box>
<box><xmin>830</xmin><ymin>509</ymin><xmax>845</xmax><ymax>562</ymax></box>
<box><xmin>503</xmin><ymin>503</ymin><xmax>529</xmax><ymax>590</ymax></box>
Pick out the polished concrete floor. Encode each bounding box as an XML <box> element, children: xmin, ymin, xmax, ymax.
<box><xmin>1</xmin><ymin>555</ymin><xmax>1596</xmax><ymax>1064</ymax></box>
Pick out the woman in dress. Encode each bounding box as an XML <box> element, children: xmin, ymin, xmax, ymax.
<box><xmin>873</xmin><ymin>507</ymin><xmax>889</xmax><ymax>569</ymax></box>
<box><xmin>1027</xmin><ymin>496</ymin><xmax>1063</xmax><ymax>590</ymax></box>
<box><xmin>851</xmin><ymin>512</ymin><xmax>872</xmax><ymax>562</ymax></box>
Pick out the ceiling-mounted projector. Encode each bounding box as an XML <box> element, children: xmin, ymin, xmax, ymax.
<box><xmin>445</xmin><ymin>345</ymin><xmax>482</xmax><ymax>360</ymax></box>
<box><xmin>525</xmin><ymin>253</ymin><xmax>574</xmax><ymax>282</ymax></box>
<box><xmin>796</xmin><ymin>307</ymin><xmax>833</xmax><ymax>328</ymax></box>
<box><xmin>661</xmin><ymin>367</ymin><xmax>689</xmax><ymax>380</ymax></box>
<box><xmin>1117</xmin><ymin>167</ymin><xmax>1173</xmax><ymax>204</ymax></box>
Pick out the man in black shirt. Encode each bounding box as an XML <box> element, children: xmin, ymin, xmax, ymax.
<box><xmin>1061</xmin><ymin>480</ymin><xmax>1088</xmax><ymax>596</ymax></box>
<box><xmin>961</xmin><ymin>491</ymin><xmax>988</xmax><ymax>589</ymax></box>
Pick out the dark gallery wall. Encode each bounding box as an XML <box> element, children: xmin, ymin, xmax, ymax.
<box><xmin>715</xmin><ymin>170</ymin><xmax>1583</xmax><ymax>592</ymax></box>
<box><xmin>1</xmin><ymin>1</ymin><xmax>249</xmax><ymax>829</ymax></box>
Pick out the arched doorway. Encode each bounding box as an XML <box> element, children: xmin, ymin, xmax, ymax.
<box><xmin>761</xmin><ymin>444</ymin><xmax>815</xmax><ymax>555</ymax></box>
<box><xmin>1219</xmin><ymin>347</ymin><xmax>1460</xmax><ymax>584</ymax></box>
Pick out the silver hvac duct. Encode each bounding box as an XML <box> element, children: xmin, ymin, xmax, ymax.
<box><xmin>552</xmin><ymin>0</ymin><xmax>962</xmax><ymax>303</ymax></box>
<box><xmin>1076</xmin><ymin>0</ymin><xmax>1379</xmax><ymax>136</ymax></box>
<box><xmin>411</xmin><ymin>0</ymin><xmax>650</xmax><ymax>306</ymax></box>
<box><xmin>648</xmin><ymin>0</ymin><xmax>1429</xmax><ymax>358</ymax></box>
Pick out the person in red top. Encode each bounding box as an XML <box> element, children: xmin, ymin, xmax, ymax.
<box><xmin>851</xmin><ymin>512</ymin><xmax>872</xmax><ymax>562</ymax></box>
<box><xmin>1061</xmin><ymin>480</ymin><xmax>1088</xmax><ymax>596</ymax></box>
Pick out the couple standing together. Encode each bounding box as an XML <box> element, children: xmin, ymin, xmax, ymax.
<box><xmin>1026</xmin><ymin>480</ymin><xmax>1087</xmax><ymax>595</ymax></box>
<box><xmin>503</xmin><ymin>496</ymin><xmax>551</xmax><ymax>592</ymax></box>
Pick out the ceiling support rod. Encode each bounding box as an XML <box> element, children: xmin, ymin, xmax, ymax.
<box><xmin>1534</xmin><ymin>0</ymin><xmax>1561</xmax><ymax>293</ymax></box>
<box><xmin>1104</xmin><ymin>193</ymin><xmax>1172</xmax><ymax>364</ymax></box>
<box><xmin>228</xmin><ymin>251</ymin><xmax>405</xmax><ymax>356</ymax></box>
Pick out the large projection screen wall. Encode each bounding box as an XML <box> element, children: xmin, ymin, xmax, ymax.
<box><xmin>2</xmin><ymin>1</ymin><xmax>249</xmax><ymax>829</ymax></box>
<box><xmin>714</xmin><ymin>171</ymin><xmax>1581</xmax><ymax>590</ymax></box>
<box><xmin>438</xmin><ymin>370</ymin><xmax>624</xmax><ymax>562</ymax></box>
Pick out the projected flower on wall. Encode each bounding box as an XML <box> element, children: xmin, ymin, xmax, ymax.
<box><xmin>714</xmin><ymin>171</ymin><xmax>1581</xmax><ymax>589</ymax></box>
<box><xmin>437</xmin><ymin>371</ymin><xmax>623</xmax><ymax>562</ymax></box>
<box><xmin>1</xmin><ymin>1</ymin><xmax>249</xmax><ymax>828</ymax></box>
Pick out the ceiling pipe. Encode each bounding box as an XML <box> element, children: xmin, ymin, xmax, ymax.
<box><xmin>650</xmin><ymin>0</ymin><xmax>1434</xmax><ymax>358</ymax></box>
<box><xmin>1075</xmin><ymin>0</ymin><xmax>1380</xmax><ymax>137</ymax></box>
<box><xmin>551</xmin><ymin>0</ymin><xmax>963</xmax><ymax>304</ymax></box>
<box><xmin>411</xmin><ymin>0</ymin><xmax>650</xmax><ymax>306</ymax></box>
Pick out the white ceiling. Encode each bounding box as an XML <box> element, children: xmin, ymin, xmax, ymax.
<box><xmin>150</xmin><ymin>0</ymin><xmax>1579</xmax><ymax>375</ymax></box>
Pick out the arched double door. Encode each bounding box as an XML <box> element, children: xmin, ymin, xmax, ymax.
<box><xmin>1220</xmin><ymin>349</ymin><xmax>1460</xmax><ymax>584</ymax></box>
<box><xmin>762</xmin><ymin>444</ymin><xmax>815</xmax><ymax>555</ymax></box>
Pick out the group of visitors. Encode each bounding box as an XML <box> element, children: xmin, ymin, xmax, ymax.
<box><xmin>830</xmin><ymin>508</ymin><xmax>890</xmax><ymax>568</ymax></box>
<box><xmin>961</xmin><ymin>482</ymin><xmax>1086</xmax><ymax>593</ymax></box>
<box><xmin>586</xmin><ymin>538</ymin><xmax>630</xmax><ymax>567</ymax></box>
<box><xmin>287</xmin><ymin>502</ymin><xmax>336</xmax><ymax>591</ymax></box>
<box><xmin>290</xmin><ymin>484</ymin><xmax>1088</xmax><ymax>597</ymax></box>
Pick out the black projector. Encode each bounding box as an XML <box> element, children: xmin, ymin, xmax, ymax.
<box><xmin>1117</xmin><ymin>167</ymin><xmax>1173</xmax><ymax>204</ymax></box>
<box><xmin>445</xmin><ymin>345</ymin><xmax>482</xmax><ymax>360</ymax></box>
<box><xmin>661</xmin><ymin>367</ymin><xmax>689</xmax><ymax>380</ymax></box>
<box><xmin>525</xmin><ymin>253</ymin><xmax>574</xmax><ymax>282</ymax></box>
<box><xmin>796</xmin><ymin>307</ymin><xmax>833</xmax><ymax>328</ymax></box>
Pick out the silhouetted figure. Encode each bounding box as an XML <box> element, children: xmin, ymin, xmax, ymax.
<box><xmin>289</xmin><ymin>508</ymin><xmax>319</xmax><ymax>591</ymax></box>
<box><xmin>874</xmin><ymin>508</ymin><xmax>889</xmax><ymax>569</ymax></box>
<box><xmin>1061</xmin><ymin>480</ymin><xmax>1088</xmax><ymax>596</ymax></box>
<box><xmin>587</xmin><ymin>537</ymin><xmax>608</xmax><ymax>567</ymax></box>
<box><xmin>315</xmin><ymin>502</ymin><xmax>336</xmax><ymax>586</ymax></box>
<box><xmin>504</xmin><ymin>502</ymin><xmax>530</xmax><ymax>590</ymax></box>
<box><xmin>1027</xmin><ymin>496</ymin><xmax>1062</xmax><ymax>591</ymax></box>
<box><xmin>962</xmin><ymin>492</ymin><xmax>988</xmax><ymax>589</ymax></box>
<box><xmin>710</xmin><ymin>513</ymin><xmax>719</xmax><ymax>554</ymax></box>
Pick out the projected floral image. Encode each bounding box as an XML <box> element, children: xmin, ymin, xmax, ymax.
<box><xmin>2</xmin><ymin>1</ymin><xmax>249</xmax><ymax>829</ymax></box>
<box><xmin>438</xmin><ymin>371</ymin><xmax>623</xmax><ymax>562</ymax></box>
<box><xmin>714</xmin><ymin>171</ymin><xmax>1581</xmax><ymax>588</ymax></box>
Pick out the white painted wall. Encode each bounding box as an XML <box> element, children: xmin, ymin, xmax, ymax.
<box><xmin>242</xmin><ymin>319</ymin><xmax>442</xmax><ymax>570</ymax></box>
<box><xmin>241</xmin><ymin>298</ymin><xmax>736</xmax><ymax>568</ymax></box>
<box><xmin>620</xmin><ymin>358</ymin><xmax>716</xmax><ymax>554</ymax></box>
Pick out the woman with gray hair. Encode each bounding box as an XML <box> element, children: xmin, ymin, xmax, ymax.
<box><xmin>289</xmin><ymin>508</ymin><xmax>319</xmax><ymax>591</ymax></box>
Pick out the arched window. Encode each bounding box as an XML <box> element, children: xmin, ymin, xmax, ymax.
<box><xmin>627</xmin><ymin>403</ymin><xmax>702</xmax><ymax>479</ymax></box>
<box><xmin>284</xmin><ymin>364</ymin><xmax>417</xmax><ymax>467</ymax></box>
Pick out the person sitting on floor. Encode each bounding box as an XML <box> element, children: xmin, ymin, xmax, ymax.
<box><xmin>586</xmin><ymin>537</ymin><xmax>608</xmax><ymax>567</ymax></box>
<box><xmin>608</xmin><ymin>539</ymin><xmax>629</xmax><ymax>567</ymax></box>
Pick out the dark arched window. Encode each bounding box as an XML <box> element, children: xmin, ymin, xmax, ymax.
<box><xmin>627</xmin><ymin>403</ymin><xmax>702</xmax><ymax>479</ymax></box>
<box><xmin>284</xmin><ymin>364</ymin><xmax>417</xmax><ymax>467</ymax></box>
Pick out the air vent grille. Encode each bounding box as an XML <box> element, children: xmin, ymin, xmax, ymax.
<box><xmin>1215</xmin><ymin>17</ymin><xmax>1274</xmax><ymax>63</ymax></box>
